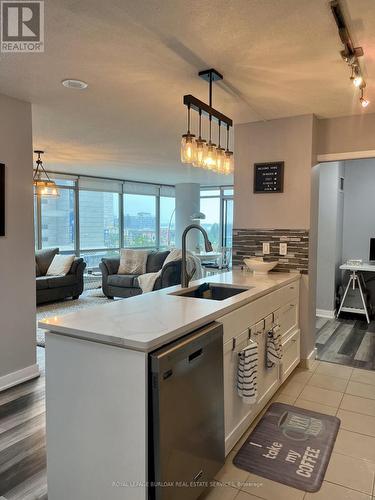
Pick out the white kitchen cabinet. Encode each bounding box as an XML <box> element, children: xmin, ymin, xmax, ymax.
<box><xmin>280</xmin><ymin>329</ymin><xmax>301</xmax><ymax>382</ymax></box>
<box><xmin>219</xmin><ymin>277</ymin><xmax>300</xmax><ymax>454</ymax></box>
<box><xmin>273</xmin><ymin>301</ymin><xmax>298</xmax><ymax>339</ymax></box>
<box><xmin>223</xmin><ymin>329</ymin><xmax>257</xmax><ymax>450</ymax></box>
<box><xmin>255</xmin><ymin>316</ymin><xmax>279</xmax><ymax>407</ymax></box>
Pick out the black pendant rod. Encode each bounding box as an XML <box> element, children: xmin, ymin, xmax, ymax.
<box><xmin>187</xmin><ymin>104</ymin><xmax>191</xmax><ymax>134</ymax></box>
<box><xmin>183</xmin><ymin>68</ymin><xmax>233</xmax><ymax>127</ymax></box>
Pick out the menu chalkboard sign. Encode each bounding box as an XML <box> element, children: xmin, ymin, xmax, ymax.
<box><xmin>254</xmin><ymin>161</ymin><xmax>284</xmax><ymax>193</ymax></box>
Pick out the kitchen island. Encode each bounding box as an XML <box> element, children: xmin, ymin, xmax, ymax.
<box><xmin>40</xmin><ymin>270</ymin><xmax>301</xmax><ymax>500</ymax></box>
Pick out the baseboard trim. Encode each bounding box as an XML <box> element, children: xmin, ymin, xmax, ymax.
<box><xmin>316</xmin><ymin>309</ymin><xmax>336</xmax><ymax>319</ymax></box>
<box><xmin>299</xmin><ymin>348</ymin><xmax>317</xmax><ymax>370</ymax></box>
<box><xmin>0</xmin><ymin>363</ymin><xmax>40</xmax><ymax>392</ymax></box>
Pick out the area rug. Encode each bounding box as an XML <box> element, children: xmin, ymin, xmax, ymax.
<box><xmin>233</xmin><ymin>403</ymin><xmax>340</xmax><ymax>492</ymax></box>
<box><xmin>36</xmin><ymin>289</ymin><xmax>121</xmax><ymax>347</ymax></box>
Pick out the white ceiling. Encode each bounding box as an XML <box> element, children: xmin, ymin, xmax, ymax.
<box><xmin>0</xmin><ymin>0</ymin><xmax>374</xmax><ymax>184</ymax></box>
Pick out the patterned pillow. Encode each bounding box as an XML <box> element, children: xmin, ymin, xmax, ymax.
<box><xmin>118</xmin><ymin>249</ymin><xmax>149</xmax><ymax>275</ymax></box>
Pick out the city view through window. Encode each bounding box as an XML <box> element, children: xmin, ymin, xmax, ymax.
<box><xmin>35</xmin><ymin>178</ymin><xmax>232</xmax><ymax>269</ymax></box>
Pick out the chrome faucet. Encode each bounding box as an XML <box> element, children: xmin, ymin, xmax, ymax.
<box><xmin>181</xmin><ymin>224</ymin><xmax>213</xmax><ymax>288</ymax></box>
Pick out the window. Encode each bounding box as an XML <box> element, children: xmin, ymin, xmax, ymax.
<box><xmin>160</xmin><ymin>196</ymin><xmax>175</xmax><ymax>248</ymax></box>
<box><xmin>123</xmin><ymin>194</ymin><xmax>157</xmax><ymax>248</ymax></box>
<box><xmin>200</xmin><ymin>186</ymin><xmax>234</xmax><ymax>252</ymax></box>
<box><xmin>40</xmin><ymin>188</ymin><xmax>75</xmax><ymax>251</ymax></box>
<box><xmin>79</xmin><ymin>191</ymin><xmax>120</xmax><ymax>250</ymax></box>
<box><xmin>223</xmin><ymin>198</ymin><xmax>233</xmax><ymax>248</ymax></box>
<box><xmin>200</xmin><ymin>197</ymin><xmax>221</xmax><ymax>251</ymax></box>
<box><xmin>79</xmin><ymin>249</ymin><xmax>120</xmax><ymax>269</ymax></box>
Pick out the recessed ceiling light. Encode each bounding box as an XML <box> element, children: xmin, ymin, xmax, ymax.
<box><xmin>61</xmin><ymin>79</ymin><xmax>88</xmax><ymax>90</ymax></box>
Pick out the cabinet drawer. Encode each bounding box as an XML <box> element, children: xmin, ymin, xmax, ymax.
<box><xmin>280</xmin><ymin>330</ymin><xmax>300</xmax><ymax>382</ymax></box>
<box><xmin>272</xmin><ymin>281</ymin><xmax>299</xmax><ymax>306</ymax></box>
<box><xmin>274</xmin><ymin>301</ymin><xmax>298</xmax><ymax>339</ymax></box>
<box><xmin>219</xmin><ymin>279</ymin><xmax>300</xmax><ymax>343</ymax></box>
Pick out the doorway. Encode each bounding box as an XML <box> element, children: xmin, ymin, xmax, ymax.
<box><xmin>315</xmin><ymin>159</ymin><xmax>375</xmax><ymax>370</ymax></box>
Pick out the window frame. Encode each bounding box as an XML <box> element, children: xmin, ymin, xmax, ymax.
<box><xmin>200</xmin><ymin>185</ymin><xmax>234</xmax><ymax>249</ymax></box>
<box><xmin>34</xmin><ymin>172</ymin><xmax>177</xmax><ymax>269</ymax></box>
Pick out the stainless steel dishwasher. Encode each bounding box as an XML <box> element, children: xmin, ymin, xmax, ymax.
<box><xmin>149</xmin><ymin>322</ymin><xmax>225</xmax><ymax>500</ymax></box>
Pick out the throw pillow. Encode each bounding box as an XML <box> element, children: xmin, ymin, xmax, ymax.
<box><xmin>46</xmin><ymin>254</ymin><xmax>75</xmax><ymax>276</ymax></box>
<box><xmin>35</xmin><ymin>247</ymin><xmax>59</xmax><ymax>276</ymax></box>
<box><xmin>118</xmin><ymin>249</ymin><xmax>149</xmax><ymax>275</ymax></box>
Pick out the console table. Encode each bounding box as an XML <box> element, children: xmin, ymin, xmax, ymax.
<box><xmin>337</xmin><ymin>262</ymin><xmax>375</xmax><ymax>323</ymax></box>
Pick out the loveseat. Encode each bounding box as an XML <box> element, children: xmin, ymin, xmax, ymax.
<box><xmin>36</xmin><ymin>248</ymin><xmax>86</xmax><ymax>305</ymax></box>
<box><xmin>100</xmin><ymin>250</ymin><xmax>182</xmax><ymax>299</ymax></box>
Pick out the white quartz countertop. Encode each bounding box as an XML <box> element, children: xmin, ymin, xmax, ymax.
<box><xmin>39</xmin><ymin>271</ymin><xmax>300</xmax><ymax>352</ymax></box>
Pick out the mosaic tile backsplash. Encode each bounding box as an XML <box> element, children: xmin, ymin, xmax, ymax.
<box><xmin>232</xmin><ymin>228</ymin><xmax>309</xmax><ymax>274</ymax></box>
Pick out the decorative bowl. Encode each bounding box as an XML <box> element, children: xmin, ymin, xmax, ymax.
<box><xmin>244</xmin><ymin>257</ymin><xmax>278</xmax><ymax>275</ymax></box>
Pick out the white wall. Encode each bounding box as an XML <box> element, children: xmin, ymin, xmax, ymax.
<box><xmin>0</xmin><ymin>94</ymin><xmax>38</xmax><ymax>390</ymax></box>
<box><xmin>316</xmin><ymin>162</ymin><xmax>344</xmax><ymax>315</ymax></box>
<box><xmin>175</xmin><ymin>183</ymin><xmax>200</xmax><ymax>251</ymax></box>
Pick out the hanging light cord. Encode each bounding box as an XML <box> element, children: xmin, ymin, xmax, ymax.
<box><xmin>218</xmin><ymin>120</ymin><xmax>221</xmax><ymax>148</ymax></box>
<box><xmin>226</xmin><ymin>124</ymin><xmax>230</xmax><ymax>151</ymax></box>
<box><xmin>198</xmin><ymin>109</ymin><xmax>202</xmax><ymax>140</ymax></box>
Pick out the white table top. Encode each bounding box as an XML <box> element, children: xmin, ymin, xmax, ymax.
<box><xmin>39</xmin><ymin>270</ymin><xmax>300</xmax><ymax>352</ymax></box>
<box><xmin>340</xmin><ymin>262</ymin><xmax>375</xmax><ymax>272</ymax></box>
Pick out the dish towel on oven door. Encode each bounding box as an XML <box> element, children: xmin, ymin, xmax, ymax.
<box><xmin>267</xmin><ymin>324</ymin><xmax>282</xmax><ymax>368</ymax></box>
<box><xmin>237</xmin><ymin>340</ymin><xmax>258</xmax><ymax>404</ymax></box>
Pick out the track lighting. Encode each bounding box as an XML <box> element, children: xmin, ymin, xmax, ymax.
<box><xmin>351</xmin><ymin>66</ymin><xmax>363</xmax><ymax>87</ymax></box>
<box><xmin>180</xmin><ymin>69</ymin><xmax>234</xmax><ymax>175</ymax></box>
<box><xmin>331</xmin><ymin>0</ymin><xmax>370</xmax><ymax>109</ymax></box>
<box><xmin>360</xmin><ymin>89</ymin><xmax>370</xmax><ymax>108</ymax></box>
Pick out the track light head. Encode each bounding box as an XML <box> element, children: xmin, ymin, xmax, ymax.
<box><xmin>360</xmin><ymin>96</ymin><xmax>370</xmax><ymax>108</ymax></box>
<box><xmin>360</xmin><ymin>88</ymin><xmax>370</xmax><ymax>108</ymax></box>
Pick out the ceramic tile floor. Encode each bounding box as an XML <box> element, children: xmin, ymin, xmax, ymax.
<box><xmin>199</xmin><ymin>360</ymin><xmax>375</xmax><ymax>500</ymax></box>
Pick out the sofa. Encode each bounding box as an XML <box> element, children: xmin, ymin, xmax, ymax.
<box><xmin>36</xmin><ymin>248</ymin><xmax>86</xmax><ymax>305</ymax></box>
<box><xmin>100</xmin><ymin>251</ymin><xmax>182</xmax><ymax>299</ymax></box>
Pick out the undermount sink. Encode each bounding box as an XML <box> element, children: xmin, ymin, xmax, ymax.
<box><xmin>171</xmin><ymin>283</ymin><xmax>251</xmax><ymax>301</ymax></box>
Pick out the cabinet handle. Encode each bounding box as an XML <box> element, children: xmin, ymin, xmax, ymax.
<box><xmin>291</xmin><ymin>339</ymin><xmax>297</xmax><ymax>343</ymax></box>
<box><xmin>290</xmin><ymin>304</ymin><xmax>295</xmax><ymax>308</ymax></box>
<box><xmin>232</xmin><ymin>338</ymin><xmax>236</xmax><ymax>350</ymax></box>
<box><xmin>290</xmin><ymin>286</ymin><xmax>295</xmax><ymax>290</ymax></box>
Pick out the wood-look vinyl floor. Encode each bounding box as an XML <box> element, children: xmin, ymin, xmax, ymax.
<box><xmin>316</xmin><ymin>314</ymin><xmax>375</xmax><ymax>370</ymax></box>
<box><xmin>0</xmin><ymin>348</ymin><xmax>47</xmax><ymax>500</ymax></box>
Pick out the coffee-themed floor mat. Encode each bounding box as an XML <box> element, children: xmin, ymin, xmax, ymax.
<box><xmin>233</xmin><ymin>403</ymin><xmax>340</xmax><ymax>492</ymax></box>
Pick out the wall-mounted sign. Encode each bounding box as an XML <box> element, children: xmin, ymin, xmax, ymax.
<box><xmin>254</xmin><ymin>161</ymin><xmax>284</xmax><ymax>193</ymax></box>
<box><xmin>0</xmin><ymin>164</ymin><xmax>4</xmax><ymax>236</ymax></box>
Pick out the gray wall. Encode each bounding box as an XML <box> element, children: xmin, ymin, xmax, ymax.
<box><xmin>0</xmin><ymin>94</ymin><xmax>37</xmax><ymax>382</ymax></box>
<box><xmin>234</xmin><ymin>114</ymin><xmax>317</xmax><ymax>362</ymax></box>
<box><xmin>342</xmin><ymin>159</ymin><xmax>375</xmax><ymax>262</ymax></box>
<box><xmin>318</xmin><ymin>114</ymin><xmax>375</xmax><ymax>157</ymax></box>
<box><xmin>342</xmin><ymin>159</ymin><xmax>375</xmax><ymax>307</ymax></box>
<box><xmin>316</xmin><ymin>162</ymin><xmax>344</xmax><ymax>313</ymax></box>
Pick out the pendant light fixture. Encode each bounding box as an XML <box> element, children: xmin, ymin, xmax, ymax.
<box><xmin>180</xmin><ymin>68</ymin><xmax>234</xmax><ymax>175</ymax></box>
<box><xmin>216</xmin><ymin>120</ymin><xmax>225</xmax><ymax>174</ymax></box>
<box><xmin>193</xmin><ymin>109</ymin><xmax>207</xmax><ymax>168</ymax></box>
<box><xmin>33</xmin><ymin>150</ymin><xmax>59</xmax><ymax>197</ymax></box>
<box><xmin>180</xmin><ymin>104</ymin><xmax>196</xmax><ymax>164</ymax></box>
<box><xmin>223</xmin><ymin>124</ymin><xmax>234</xmax><ymax>175</ymax></box>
